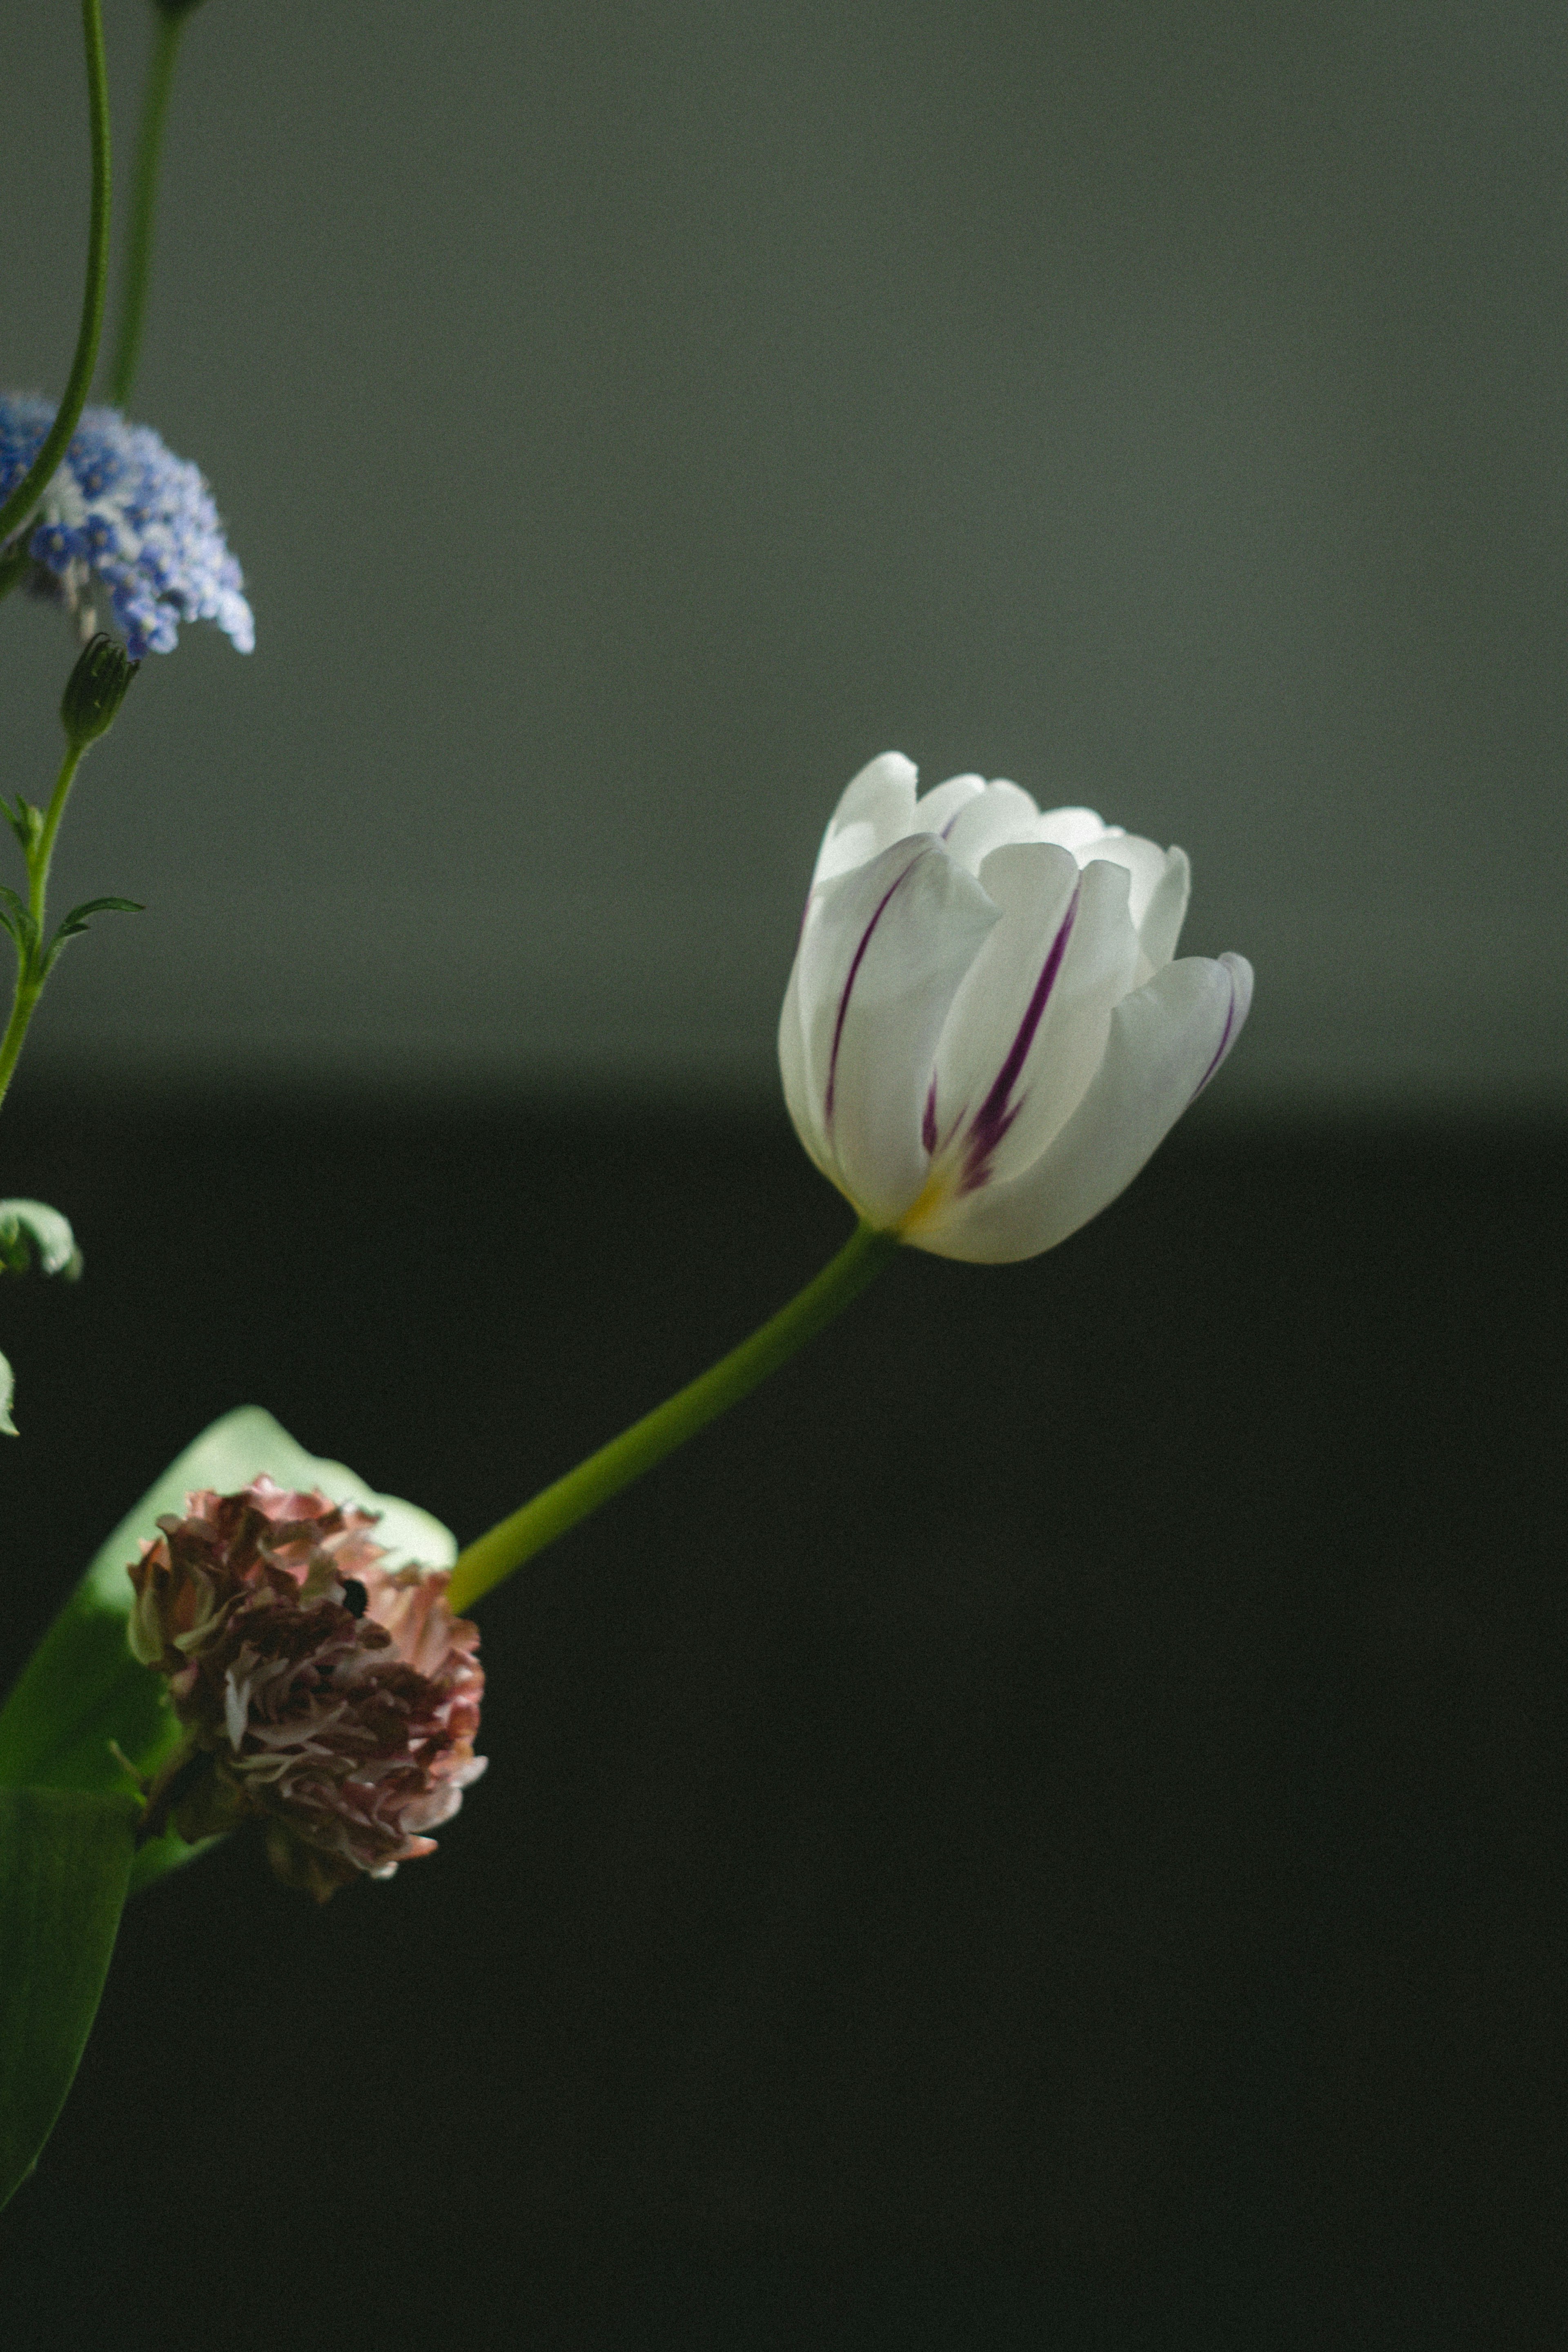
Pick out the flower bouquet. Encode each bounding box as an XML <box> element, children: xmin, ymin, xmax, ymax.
<box><xmin>0</xmin><ymin>0</ymin><xmax>1250</xmax><ymax>2216</ymax></box>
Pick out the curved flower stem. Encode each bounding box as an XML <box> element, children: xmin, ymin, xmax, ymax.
<box><xmin>448</xmin><ymin>1219</ymin><xmax>901</xmax><ymax>1611</ymax></box>
<box><xmin>0</xmin><ymin>745</ymin><xmax>86</xmax><ymax>1117</ymax></box>
<box><xmin>105</xmin><ymin>7</ymin><xmax>187</xmax><ymax>410</ymax></box>
<box><xmin>0</xmin><ymin>0</ymin><xmax>112</xmax><ymax>553</ymax></box>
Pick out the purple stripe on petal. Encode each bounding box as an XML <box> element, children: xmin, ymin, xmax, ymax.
<box><xmin>922</xmin><ymin>1077</ymin><xmax>939</xmax><ymax>1156</ymax></box>
<box><xmin>823</xmin><ymin>860</ymin><xmax>918</xmax><ymax>1132</ymax></box>
<box><xmin>956</xmin><ymin>885</ymin><xmax>1079</xmax><ymax>1195</ymax></box>
<box><xmin>1191</xmin><ymin>965</ymin><xmax>1239</xmax><ymax>1099</ymax></box>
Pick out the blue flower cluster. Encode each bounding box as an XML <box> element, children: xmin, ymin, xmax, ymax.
<box><xmin>0</xmin><ymin>395</ymin><xmax>253</xmax><ymax>660</ymax></box>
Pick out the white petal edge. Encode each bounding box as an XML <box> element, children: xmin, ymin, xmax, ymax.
<box><xmin>826</xmin><ymin>843</ymin><xmax>999</xmax><ymax>1224</ymax></box>
<box><xmin>1135</xmin><ymin>844</ymin><xmax>1191</xmax><ymax>971</ymax></box>
<box><xmin>915</xmin><ymin>952</ymin><xmax>1253</xmax><ymax>1263</ymax></box>
<box><xmin>778</xmin><ymin>950</ymin><xmax>834</xmax><ymax>1178</ymax></box>
<box><xmin>924</xmin><ymin>849</ymin><xmax>1139</xmax><ymax>1196</ymax></box>
<box><xmin>1034</xmin><ymin>805</ymin><xmax>1112</xmax><ymax>851</ymax></box>
<box><xmin>812</xmin><ymin>753</ymin><xmax>918</xmax><ymax>885</ymax></box>
<box><xmin>788</xmin><ymin>838</ymin><xmax>998</xmax><ymax>1225</ymax></box>
<box><xmin>942</xmin><ymin>780</ymin><xmax>1046</xmax><ymax>874</ymax></box>
<box><xmin>1069</xmin><ymin>831</ymin><xmax>1168</xmax><ymax>932</ymax></box>
<box><xmin>909</xmin><ymin>774</ymin><xmax>986</xmax><ymax>835</ymax></box>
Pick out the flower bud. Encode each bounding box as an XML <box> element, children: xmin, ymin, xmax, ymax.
<box><xmin>780</xmin><ymin>755</ymin><xmax>1253</xmax><ymax>1262</ymax></box>
<box><xmin>59</xmin><ymin>633</ymin><xmax>138</xmax><ymax>749</ymax></box>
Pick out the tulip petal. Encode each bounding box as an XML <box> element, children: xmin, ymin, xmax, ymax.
<box><xmin>1071</xmin><ymin>831</ymin><xmax>1169</xmax><ymax>934</ymax></box>
<box><xmin>1134</xmin><ymin>844</ymin><xmax>1191</xmax><ymax>970</ymax></box>
<box><xmin>1034</xmin><ymin>804</ymin><xmax>1114</xmax><ymax>852</ymax></box>
<box><xmin>811</xmin><ymin>752</ymin><xmax>919</xmax><ymax>886</ymax></box>
<box><xmin>920</xmin><ymin>852</ymin><xmax>1140</xmax><ymax>1211</ymax></box>
<box><xmin>918</xmin><ymin>951</ymin><xmax>1253</xmax><ymax>1262</ymax></box>
<box><xmin>942</xmin><ymin>779</ymin><xmax>1045</xmax><ymax>874</ymax></box>
<box><xmin>778</xmin><ymin>954</ymin><xmax>834</xmax><ymax>1178</ymax></box>
<box><xmin>1191</xmin><ymin>950</ymin><xmax>1254</xmax><ymax>1092</ymax></box>
<box><xmin>910</xmin><ymin>774</ymin><xmax>986</xmax><ymax>834</ymax></box>
<box><xmin>924</xmin><ymin>840</ymin><xmax>1079</xmax><ymax>1154</ymax></box>
<box><xmin>796</xmin><ymin>837</ymin><xmax>997</xmax><ymax>1226</ymax></box>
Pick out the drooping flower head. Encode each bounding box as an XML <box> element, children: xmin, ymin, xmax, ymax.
<box><xmin>128</xmin><ymin>1476</ymin><xmax>484</xmax><ymax>1900</ymax></box>
<box><xmin>0</xmin><ymin>394</ymin><xmax>253</xmax><ymax>660</ymax></box>
<box><xmin>780</xmin><ymin>754</ymin><xmax>1253</xmax><ymax>1263</ymax></box>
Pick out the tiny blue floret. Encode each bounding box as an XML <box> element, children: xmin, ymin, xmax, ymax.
<box><xmin>0</xmin><ymin>395</ymin><xmax>253</xmax><ymax>660</ymax></box>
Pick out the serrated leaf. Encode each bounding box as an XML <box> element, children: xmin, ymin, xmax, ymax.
<box><xmin>0</xmin><ymin>1199</ymin><xmax>82</xmax><ymax>1281</ymax></box>
<box><xmin>0</xmin><ymin>1406</ymin><xmax>456</xmax><ymax>1893</ymax></box>
<box><xmin>0</xmin><ymin>1787</ymin><xmax>135</xmax><ymax>2209</ymax></box>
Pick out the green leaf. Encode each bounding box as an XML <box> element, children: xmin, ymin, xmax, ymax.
<box><xmin>0</xmin><ymin>1786</ymin><xmax>135</xmax><ymax>2210</ymax></box>
<box><xmin>41</xmin><ymin>896</ymin><xmax>145</xmax><ymax>976</ymax></box>
<box><xmin>0</xmin><ymin>1198</ymin><xmax>83</xmax><ymax>1281</ymax></box>
<box><xmin>0</xmin><ymin>1406</ymin><xmax>456</xmax><ymax>1891</ymax></box>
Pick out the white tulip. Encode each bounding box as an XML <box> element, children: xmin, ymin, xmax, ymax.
<box><xmin>779</xmin><ymin>753</ymin><xmax>1252</xmax><ymax>1263</ymax></box>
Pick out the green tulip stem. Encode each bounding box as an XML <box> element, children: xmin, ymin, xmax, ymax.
<box><xmin>447</xmin><ymin>1219</ymin><xmax>900</xmax><ymax>1612</ymax></box>
<box><xmin>105</xmin><ymin>7</ymin><xmax>187</xmax><ymax>410</ymax></box>
<box><xmin>0</xmin><ymin>0</ymin><xmax>112</xmax><ymax>554</ymax></box>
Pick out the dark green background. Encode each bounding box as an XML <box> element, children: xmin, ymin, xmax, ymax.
<box><xmin>2</xmin><ymin>0</ymin><xmax>1565</xmax><ymax>1104</ymax></box>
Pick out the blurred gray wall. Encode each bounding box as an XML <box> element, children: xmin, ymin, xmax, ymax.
<box><xmin>3</xmin><ymin>0</ymin><xmax>1565</xmax><ymax>1107</ymax></box>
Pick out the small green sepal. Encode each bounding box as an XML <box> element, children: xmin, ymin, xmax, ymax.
<box><xmin>2</xmin><ymin>798</ymin><xmax>45</xmax><ymax>859</ymax></box>
<box><xmin>59</xmin><ymin>632</ymin><xmax>138</xmax><ymax>750</ymax></box>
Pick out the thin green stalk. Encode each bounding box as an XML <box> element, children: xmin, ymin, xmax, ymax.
<box><xmin>105</xmin><ymin>9</ymin><xmax>187</xmax><ymax>410</ymax></box>
<box><xmin>448</xmin><ymin>1220</ymin><xmax>900</xmax><ymax>1611</ymax></box>
<box><xmin>0</xmin><ymin>1</ymin><xmax>112</xmax><ymax>552</ymax></box>
<box><xmin>0</xmin><ymin>747</ymin><xmax>86</xmax><ymax>1115</ymax></box>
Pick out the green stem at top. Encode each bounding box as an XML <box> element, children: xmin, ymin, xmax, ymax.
<box><xmin>447</xmin><ymin>1219</ymin><xmax>900</xmax><ymax>1612</ymax></box>
<box><xmin>105</xmin><ymin>8</ymin><xmax>187</xmax><ymax>410</ymax></box>
<box><xmin>0</xmin><ymin>746</ymin><xmax>87</xmax><ymax>1117</ymax></box>
<box><xmin>0</xmin><ymin>1</ymin><xmax>112</xmax><ymax>552</ymax></box>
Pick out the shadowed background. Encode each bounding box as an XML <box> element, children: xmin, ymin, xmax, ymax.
<box><xmin>1</xmin><ymin>2</ymin><xmax>1565</xmax><ymax>2345</ymax></box>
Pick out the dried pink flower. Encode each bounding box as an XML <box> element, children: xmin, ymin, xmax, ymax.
<box><xmin>128</xmin><ymin>1475</ymin><xmax>485</xmax><ymax>1900</ymax></box>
